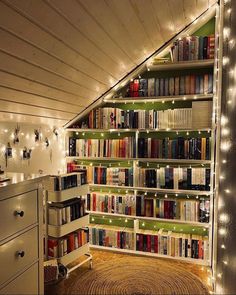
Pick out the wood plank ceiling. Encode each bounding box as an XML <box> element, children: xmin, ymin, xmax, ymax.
<box><xmin>0</xmin><ymin>0</ymin><xmax>216</xmax><ymax>126</ymax></box>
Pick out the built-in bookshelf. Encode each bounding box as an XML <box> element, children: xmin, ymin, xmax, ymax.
<box><xmin>45</xmin><ymin>172</ymin><xmax>92</xmax><ymax>273</ymax></box>
<box><xmin>65</xmin><ymin>18</ymin><xmax>218</xmax><ymax>266</ymax></box>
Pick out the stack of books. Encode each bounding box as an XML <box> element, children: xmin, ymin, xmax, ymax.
<box><xmin>171</xmin><ymin>35</ymin><xmax>215</xmax><ymax>62</ymax></box>
<box><xmin>48</xmin><ymin>198</ymin><xmax>86</xmax><ymax>226</ymax></box>
<box><xmin>138</xmin><ymin>167</ymin><xmax>211</xmax><ymax>191</ymax></box>
<box><xmin>91</xmin><ymin>227</ymin><xmax>134</xmax><ymax>250</ymax></box>
<box><xmin>136</xmin><ymin>231</ymin><xmax>209</xmax><ymax>260</ymax></box>
<box><xmin>48</xmin><ymin>228</ymin><xmax>89</xmax><ymax>258</ymax></box>
<box><xmin>138</xmin><ymin>137</ymin><xmax>211</xmax><ymax>160</ymax></box>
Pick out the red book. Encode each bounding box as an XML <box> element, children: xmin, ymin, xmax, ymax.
<box><xmin>133</xmin><ymin>79</ymin><xmax>139</xmax><ymax>97</ymax></box>
<box><xmin>67</xmin><ymin>233</ymin><xmax>75</xmax><ymax>253</ymax></box>
<box><xmin>129</xmin><ymin>81</ymin><xmax>134</xmax><ymax>97</ymax></box>
<box><xmin>147</xmin><ymin>235</ymin><xmax>151</xmax><ymax>252</ymax></box>
<box><xmin>117</xmin><ymin>232</ymin><xmax>121</xmax><ymax>248</ymax></box>
<box><xmin>92</xmin><ymin>193</ymin><xmax>96</xmax><ymax>211</ymax></box>
<box><xmin>48</xmin><ymin>239</ymin><xmax>58</xmax><ymax>258</ymax></box>
<box><xmin>164</xmin><ymin>200</ymin><xmax>169</xmax><ymax>219</ymax></box>
<box><xmin>77</xmin><ymin>230</ymin><xmax>82</xmax><ymax>247</ymax></box>
<box><xmin>105</xmin><ymin>236</ymin><xmax>109</xmax><ymax>247</ymax></box>
<box><xmin>154</xmin><ymin>236</ymin><xmax>158</xmax><ymax>253</ymax></box>
<box><xmin>97</xmin><ymin>167</ymin><xmax>101</xmax><ymax>184</ymax></box>
<box><xmin>199</xmin><ymin>240</ymin><xmax>203</xmax><ymax>259</ymax></box>
<box><xmin>101</xmin><ymin>201</ymin><xmax>104</xmax><ymax>212</ymax></box>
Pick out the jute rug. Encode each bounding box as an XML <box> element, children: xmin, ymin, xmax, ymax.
<box><xmin>66</xmin><ymin>254</ymin><xmax>209</xmax><ymax>295</ymax></box>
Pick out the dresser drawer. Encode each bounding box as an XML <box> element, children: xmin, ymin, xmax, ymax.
<box><xmin>0</xmin><ymin>262</ymin><xmax>38</xmax><ymax>295</ymax></box>
<box><xmin>0</xmin><ymin>227</ymin><xmax>38</xmax><ymax>286</ymax></box>
<box><xmin>0</xmin><ymin>190</ymin><xmax>37</xmax><ymax>241</ymax></box>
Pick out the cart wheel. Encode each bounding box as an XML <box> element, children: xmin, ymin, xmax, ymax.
<box><xmin>89</xmin><ymin>260</ymin><xmax>93</xmax><ymax>269</ymax></box>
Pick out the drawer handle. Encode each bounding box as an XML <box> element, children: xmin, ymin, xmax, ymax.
<box><xmin>17</xmin><ymin>251</ymin><xmax>25</xmax><ymax>258</ymax></box>
<box><xmin>15</xmin><ymin>210</ymin><xmax>24</xmax><ymax>217</ymax></box>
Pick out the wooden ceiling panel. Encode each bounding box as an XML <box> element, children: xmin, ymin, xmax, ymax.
<box><xmin>0</xmin><ymin>0</ymin><xmax>217</xmax><ymax>126</ymax></box>
<box><xmin>0</xmin><ymin>28</ymin><xmax>107</xmax><ymax>94</ymax></box>
<box><xmin>0</xmin><ymin>86</ymin><xmax>82</xmax><ymax>114</ymax></box>
<box><xmin>48</xmin><ymin>0</ymin><xmax>137</xmax><ymax>73</ymax></box>
<box><xmin>4</xmin><ymin>0</ymin><xmax>122</xmax><ymax>79</ymax></box>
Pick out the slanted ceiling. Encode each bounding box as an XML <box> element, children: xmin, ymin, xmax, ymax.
<box><xmin>0</xmin><ymin>0</ymin><xmax>216</xmax><ymax>126</ymax></box>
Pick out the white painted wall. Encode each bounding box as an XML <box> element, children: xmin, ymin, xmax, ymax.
<box><xmin>0</xmin><ymin>122</ymin><xmax>66</xmax><ymax>174</ymax></box>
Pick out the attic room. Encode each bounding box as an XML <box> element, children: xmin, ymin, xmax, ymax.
<box><xmin>0</xmin><ymin>0</ymin><xmax>234</xmax><ymax>294</ymax></box>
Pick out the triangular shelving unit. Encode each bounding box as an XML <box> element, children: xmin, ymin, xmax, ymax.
<box><xmin>64</xmin><ymin>2</ymin><xmax>221</xmax><ymax>281</ymax></box>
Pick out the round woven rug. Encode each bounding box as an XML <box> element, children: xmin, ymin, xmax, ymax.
<box><xmin>66</xmin><ymin>255</ymin><xmax>209</xmax><ymax>295</ymax></box>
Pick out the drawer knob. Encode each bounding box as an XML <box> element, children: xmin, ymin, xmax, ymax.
<box><xmin>15</xmin><ymin>210</ymin><xmax>24</xmax><ymax>217</ymax></box>
<box><xmin>17</xmin><ymin>251</ymin><xmax>25</xmax><ymax>258</ymax></box>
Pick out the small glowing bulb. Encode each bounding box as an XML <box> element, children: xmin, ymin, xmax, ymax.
<box><xmin>221</xmin><ymin>244</ymin><xmax>226</xmax><ymax>249</ymax></box>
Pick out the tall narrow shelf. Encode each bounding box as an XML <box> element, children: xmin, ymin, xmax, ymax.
<box><xmin>65</xmin><ymin>17</ymin><xmax>218</xmax><ymax>267</ymax></box>
<box><xmin>45</xmin><ymin>173</ymin><xmax>92</xmax><ymax>273</ymax></box>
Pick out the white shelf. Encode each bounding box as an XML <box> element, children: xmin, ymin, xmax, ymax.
<box><xmin>104</xmin><ymin>93</ymin><xmax>213</xmax><ymax>104</ymax></box>
<box><xmin>47</xmin><ymin>184</ymin><xmax>89</xmax><ymax>202</ymax></box>
<box><xmin>90</xmin><ymin>245</ymin><xmax>210</xmax><ymax>266</ymax></box>
<box><xmin>89</xmin><ymin>224</ymin><xmax>134</xmax><ymax>233</ymax></box>
<box><xmin>48</xmin><ymin>215</ymin><xmax>89</xmax><ymax>238</ymax></box>
<box><xmin>66</xmin><ymin>128</ymin><xmax>212</xmax><ymax>133</ymax></box>
<box><xmin>58</xmin><ymin>243</ymin><xmax>90</xmax><ymax>266</ymax></box>
<box><xmin>87</xmin><ymin>211</ymin><xmax>210</xmax><ymax>228</ymax></box>
<box><xmin>90</xmin><ymin>184</ymin><xmax>212</xmax><ymax>196</ymax></box>
<box><xmin>148</xmin><ymin>59</ymin><xmax>214</xmax><ymax>71</ymax></box>
<box><xmin>66</xmin><ymin>157</ymin><xmax>211</xmax><ymax>165</ymax></box>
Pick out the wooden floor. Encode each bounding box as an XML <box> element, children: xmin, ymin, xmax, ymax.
<box><xmin>45</xmin><ymin>249</ymin><xmax>212</xmax><ymax>295</ymax></box>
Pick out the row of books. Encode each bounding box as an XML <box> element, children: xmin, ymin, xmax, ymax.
<box><xmin>48</xmin><ymin>198</ymin><xmax>86</xmax><ymax>226</ymax></box>
<box><xmin>138</xmin><ymin>137</ymin><xmax>211</xmax><ymax>160</ymax></box>
<box><xmin>171</xmin><ymin>35</ymin><xmax>215</xmax><ymax>62</ymax></box>
<box><xmin>136</xmin><ymin>232</ymin><xmax>209</xmax><ymax>260</ymax></box>
<box><xmin>86</xmin><ymin>167</ymin><xmax>134</xmax><ymax>187</ymax></box>
<box><xmin>127</xmin><ymin>74</ymin><xmax>213</xmax><ymax>97</ymax></box>
<box><xmin>46</xmin><ymin>172</ymin><xmax>87</xmax><ymax>191</ymax></box>
<box><xmin>83</xmin><ymin>107</ymin><xmax>194</xmax><ymax>129</ymax></box>
<box><xmin>90</xmin><ymin>227</ymin><xmax>134</xmax><ymax>250</ymax></box>
<box><xmin>88</xmin><ymin>194</ymin><xmax>136</xmax><ymax>216</ymax></box>
<box><xmin>138</xmin><ymin>167</ymin><xmax>211</xmax><ymax>191</ymax></box>
<box><xmin>136</xmin><ymin>197</ymin><xmax>210</xmax><ymax>222</ymax></box>
<box><xmin>87</xmin><ymin>193</ymin><xmax>210</xmax><ymax>223</ymax></box>
<box><xmin>69</xmin><ymin>138</ymin><xmax>136</xmax><ymax>158</ymax></box>
<box><xmin>48</xmin><ymin>228</ymin><xmax>89</xmax><ymax>258</ymax></box>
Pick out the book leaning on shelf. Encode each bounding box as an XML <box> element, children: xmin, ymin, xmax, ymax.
<box><xmin>138</xmin><ymin>167</ymin><xmax>211</xmax><ymax>191</ymax></box>
<box><xmin>136</xmin><ymin>232</ymin><xmax>209</xmax><ymax>260</ymax></box>
<box><xmin>87</xmin><ymin>193</ymin><xmax>210</xmax><ymax>223</ymax></box>
<box><xmin>48</xmin><ymin>228</ymin><xmax>89</xmax><ymax>259</ymax></box>
<box><xmin>48</xmin><ymin>197</ymin><xmax>86</xmax><ymax>226</ymax></box>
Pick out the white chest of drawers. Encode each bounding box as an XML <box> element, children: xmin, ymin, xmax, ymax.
<box><xmin>0</xmin><ymin>173</ymin><xmax>47</xmax><ymax>295</ymax></box>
